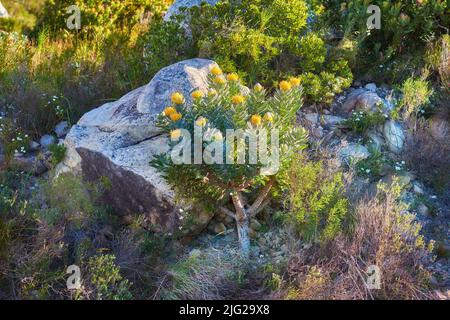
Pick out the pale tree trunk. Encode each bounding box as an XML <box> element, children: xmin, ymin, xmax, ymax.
<box><xmin>220</xmin><ymin>179</ymin><xmax>275</xmax><ymax>258</ymax></box>
<box><xmin>231</xmin><ymin>192</ymin><xmax>250</xmax><ymax>257</ymax></box>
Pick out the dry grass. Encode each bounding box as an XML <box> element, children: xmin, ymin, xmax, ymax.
<box><xmin>275</xmin><ymin>183</ymin><xmax>435</xmax><ymax>300</ymax></box>
<box><xmin>404</xmin><ymin>115</ymin><xmax>450</xmax><ymax>203</ymax></box>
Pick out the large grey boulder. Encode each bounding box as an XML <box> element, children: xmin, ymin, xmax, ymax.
<box><xmin>137</xmin><ymin>58</ymin><xmax>218</xmax><ymax>113</ymax></box>
<box><xmin>0</xmin><ymin>2</ymin><xmax>8</xmax><ymax>18</ymax></box>
<box><xmin>59</xmin><ymin>59</ymin><xmax>218</xmax><ymax>232</ymax></box>
<box><xmin>164</xmin><ymin>0</ymin><xmax>219</xmax><ymax>21</ymax></box>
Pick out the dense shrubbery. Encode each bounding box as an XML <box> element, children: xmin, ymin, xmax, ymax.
<box><xmin>322</xmin><ymin>0</ymin><xmax>449</xmax><ymax>83</ymax></box>
<box><xmin>142</xmin><ymin>0</ymin><xmax>353</xmax><ymax>104</ymax></box>
<box><xmin>35</xmin><ymin>0</ymin><xmax>172</xmax><ymax>37</ymax></box>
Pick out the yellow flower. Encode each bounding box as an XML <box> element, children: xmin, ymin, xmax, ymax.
<box><xmin>227</xmin><ymin>73</ymin><xmax>239</xmax><ymax>82</ymax></box>
<box><xmin>289</xmin><ymin>77</ymin><xmax>301</xmax><ymax>87</ymax></box>
<box><xmin>250</xmin><ymin>114</ymin><xmax>262</xmax><ymax>126</ymax></box>
<box><xmin>171</xmin><ymin>92</ymin><xmax>185</xmax><ymax>105</ymax></box>
<box><xmin>263</xmin><ymin>112</ymin><xmax>274</xmax><ymax>122</ymax></box>
<box><xmin>208</xmin><ymin>89</ymin><xmax>217</xmax><ymax>97</ymax></box>
<box><xmin>170</xmin><ymin>129</ymin><xmax>181</xmax><ymax>140</ymax></box>
<box><xmin>231</xmin><ymin>95</ymin><xmax>245</xmax><ymax>105</ymax></box>
<box><xmin>211</xmin><ymin>66</ymin><xmax>223</xmax><ymax>76</ymax></box>
<box><xmin>279</xmin><ymin>80</ymin><xmax>292</xmax><ymax>92</ymax></box>
<box><xmin>191</xmin><ymin>90</ymin><xmax>203</xmax><ymax>100</ymax></box>
<box><xmin>163</xmin><ymin>106</ymin><xmax>176</xmax><ymax>117</ymax></box>
<box><xmin>195</xmin><ymin>116</ymin><xmax>208</xmax><ymax>127</ymax></box>
<box><xmin>213</xmin><ymin>76</ymin><xmax>226</xmax><ymax>85</ymax></box>
<box><xmin>169</xmin><ymin>112</ymin><xmax>182</xmax><ymax>122</ymax></box>
<box><xmin>254</xmin><ymin>83</ymin><xmax>264</xmax><ymax>92</ymax></box>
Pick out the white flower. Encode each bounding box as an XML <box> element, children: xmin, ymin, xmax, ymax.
<box><xmin>365</xmin><ymin>169</ymin><xmax>371</xmax><ymax>173</ymax></box>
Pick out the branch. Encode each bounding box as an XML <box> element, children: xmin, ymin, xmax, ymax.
<box><xmin>247</xmin><ymin>177</ymin><xmax>275</xmax><ymax>216</ymax></box>
<box><xmin>249</xmin><ymin>195</ymin><xmax>271</xmax><ymax>218</ymax></box>
<box><xmin>219</xmin><ymin>206</ymin><xmax>236</xmax><ymax>221</ymax></box>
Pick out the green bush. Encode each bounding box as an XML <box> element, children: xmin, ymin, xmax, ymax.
<box><xmin>400</xmin><ymin>76</ymin><xmax>433</xmax><ymax>118</ymax></box>
<box><xmin>35</xmin><ymin>0</ymin><xmax>172</xmax><ymax>37</ymax></box>
<box><xmin>342</xmin><ymin>109</ymin><xmax>386</xmax><ymax>134</ymax></box>
<box><xmin>85</xmin><ymin>254</ymin><xmax>132</xmax><ymax>300</ymax></box>
<box><xmin>286</xmin><ymin>153</ymin><xmax>349</xmax><ymax>244</ymax></box>
<box><xmin>322</xmin><ymin>0</ymin><xmax>449</xmax><ymax>83</ymax></box>
<box><xmin>143</xmin><ymin>0</ymin><xmax>353</xmax><ymax>104</ymax></box>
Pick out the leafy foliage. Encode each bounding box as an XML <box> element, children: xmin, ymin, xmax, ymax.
<box><xmin>286</xmin><ymin>153</ymin><xmax>349</xmax><ymax>243</ymax></box>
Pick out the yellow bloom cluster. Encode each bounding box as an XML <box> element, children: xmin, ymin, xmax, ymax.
<box><xmin>214</xmin><ymin>76</ymin><xmax>227</xmax><ymax>85</ymax></box>
<box><xmin>250</xmin><ymin>112</ymin><xmax>274</xmax><ymax>127</ymax></box>
<box><xmin>289</xmin><ymin>77</ymin><xmax>301</xmax><ymax>87</ymax></box>
<box><xmin>195</xmin><ymin>116</ymin><xmax>208</xmax><ymax>127</ymax></box>
<box><xmin>232</xmin><ymin>95</ymin><xmax>245</xmax><ymax>105</ymax></box>
<box><xmin>171</xmin><ymin>92</ymin><xmax>185</xmax><ymax>105</ymax></box>
<box><xmin>227</xmin><ymin>73</ymin><xmax>239</xmax><ymax>82</ymax></box>
<box><xmin>191</xmin><ymin>90</ymin><xmax>203</xmax><ymax>100</ymax></box>
<box><xmin>279</xmin><ymin>80</ymin><xmax>292</xmax><ymax>92</ymax></box>
<box><xmin>211</xmin><ymin>66</ymin><xmax>222</xmax><ymax>75</ymax></box>
<box><xmin>170</xmin><ymin>129</ymin><xmax>181</xmax><ymax>140</ymax></box>
<box><xmin>254</xmin><ymin>83</ymin><xmax>264</xmax><ymax>92</ymax></box>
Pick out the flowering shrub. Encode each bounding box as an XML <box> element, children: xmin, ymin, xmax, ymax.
<box><xmin>151</xmin><ymin>66</ymin><xmax>308</xmax><ymax>255</ymax></box>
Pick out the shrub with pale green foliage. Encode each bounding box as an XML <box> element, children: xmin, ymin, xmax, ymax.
<box><xmin>286</xmin><ymin>153</ymin><xmax>349</xmax><ymax>244</ymax></box>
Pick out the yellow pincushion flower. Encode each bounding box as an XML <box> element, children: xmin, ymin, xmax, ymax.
<box><xmin>279</xmin><ymin>80</ymin><xmax>292</xmax><ymax>92</ymax></box>
<box><xmin>208</xmin><ymin>89</ymin><xmax>217</xmax><ymax>97</ymax></box>
<box><xmin>163</xmin><ymin>106</ymin><xmax>176</xmax><ymax>117</ymax></box>
<box><xmin>211</xmin><ymin>66</ymin><xmax>223</xmax><ymax>76</ymax></box>
<box><xmin>171</xmin><ymin>92</ymin><xmax>185</xmax><ymax>105</ymax></box>
<box><xmin>214</xmin><ymin>76</ymin><xmax>226</xmax><ymax>85</ymax></box>
<box><xmin>191</xmin><ymin>90</ymin><xmax>203</xmax><ymax>100</ymax></box>
<box><xmin>227</xmin><ymin>73</ymin><xmax>239</xmax><ymax>82</ymax></box>
<box><xmin>250</xmin><ymin>114</ymin><xmax>262</xmax><ymax>126</ymax></box>
<box><xmin>170</xmin><ymin>129</ymin><xmax>181</xmax><ymax>140</ymax></box>
<box><xmin>263</xmin><ymin>112</ymin><xmax>274</xmax><ymax>122</ymax></box>
<box><xmin>231</xmin><ymin>95</ymin><xmax>245</xmax><ymax>105</ymax></box>
<box><xmin>254</xmin><ymin>83</ymin><xmax>264</xmax><ymax>92</ymax></box>
<box><xmin>195</xmin><ymin>116</ymin><xmax>208</xmax><ymax>127</ymax></box>
<box><xmin>169</xmin><ymin>112</ymin><xmax>182</xmax><ymax>122</ymax></box>
<box><xmin>289</xmin><ymin>77</ymin><xmax>301</xmax><ymax>87</ymax></box>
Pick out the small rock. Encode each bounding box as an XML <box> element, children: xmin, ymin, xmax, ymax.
<box><xmin>11</xmin><ymin>155</ymin><xmax>47</xmax><ymax>175</ymax></box>
<box><xmin>39</xmin><ymin>134</ymin><xmax>56</xmax><ymax>149</ymax></box>
<box><xmin>29</xmin><ymin>140</ymin><xmax>40</xmax><ymax>151</ymax></box>
<box><xmin>367</xmin><ymin>131</ymin><xmax>384</xmax><ymax>151</ymax></box>
<box><xmin>339</xmin><ymin>143</ymin><xmax>370</xmax><ymax>164</ymax></box>
<box><xmin>416</xmin><ymin>203</ymin><xmax>429</xmax><ymax>216</ymax></box>
<box><xmin>304</xmin><ymin>113</ymin><xmax>319</xmax><ymax>125</ymax></box>
<box><xmin>311</xmin><ymin>126</ymin><xmax>324</xmax><ymax>139</ymax></box>
<box><xmin>383</xmin><ymin>120</ymin><xmax>405</xmax><ymax>154</ymax></box>
<box><xmin>321</xmin><ymin>115</ymin><xmax>344</xmax><ymax>128</ymax></box>
<box><xmin>364</xmin><ymin>83</ymin><xmax>377</xmax><ymax>92</ymax></box>
<box><xmin>213</xmin><ymin>222</ymin><xmax>226</xmax><ymax>235</ymax></box>
<box><xmin>54</xmin><ymin>121</ymin><xmax>69</xmax><ymax>138</ymax></box>
<box><xmin>413</xmin><ymin>182</ymin><xmax>425</xmax><ymax>195</ymax></box>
